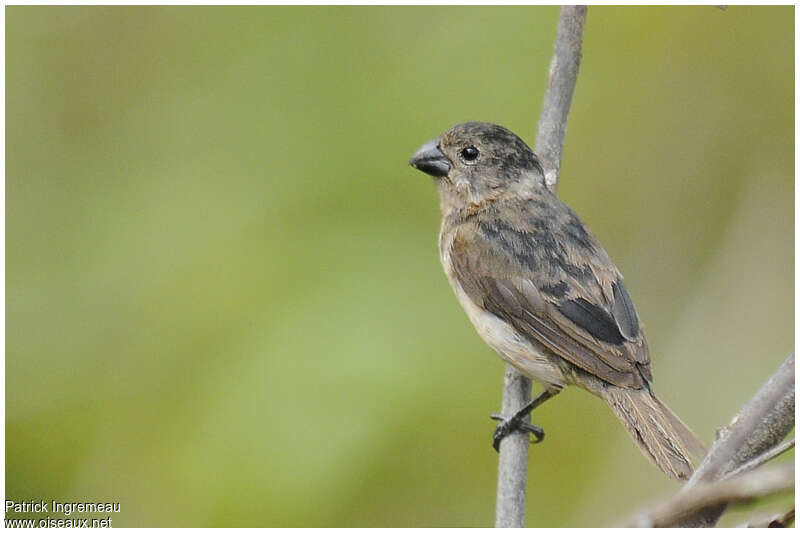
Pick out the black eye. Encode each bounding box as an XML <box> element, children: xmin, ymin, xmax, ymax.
<box><xmin>460</xmin><ymin>146</ymin><xmax>479</xmax><ymax>161</ymax></box>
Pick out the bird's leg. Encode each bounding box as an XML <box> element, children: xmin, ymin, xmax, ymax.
<box><xmin>490</xmin><ymin>389</ymin><xmax>559</xmax><ymax>452</ymax></box>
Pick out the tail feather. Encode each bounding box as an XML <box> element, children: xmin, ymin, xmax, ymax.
<box><xmin>601</xmin><ymin>386</ymin><xmax>706</xmax><ymax>481</ymax></box>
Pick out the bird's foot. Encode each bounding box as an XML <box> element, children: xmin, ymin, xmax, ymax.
<box><xmin>490</xmin><ymin>413</ymin><xmax>545</xmax><ymax>451</ymax></box>
<box><xmin>489</xmin><ymin>389</ymin><xmax>558</xmax><ymax>452</ymax></box>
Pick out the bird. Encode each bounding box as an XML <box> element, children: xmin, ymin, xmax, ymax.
<box><xmin>408</xmin><ymin>121</ymin><xmax>705</xmax><ymax>481</ymax></box>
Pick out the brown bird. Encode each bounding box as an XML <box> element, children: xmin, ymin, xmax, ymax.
<box><xmin>409</xmin><ymin>121</ymin><xmax>704</xmax><ymax>480</ymax></box>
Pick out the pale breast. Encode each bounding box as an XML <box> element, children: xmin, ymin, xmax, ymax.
<box><xmin>439</xmin><ymin>227</ymin><xmax>567</xmax><ymax>388</ymax></box>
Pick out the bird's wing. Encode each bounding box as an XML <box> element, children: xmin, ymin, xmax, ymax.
<box><xmin>449</xmin><ymin>217</ymin><xmax>651</xmax><ymax>389</ymax></box>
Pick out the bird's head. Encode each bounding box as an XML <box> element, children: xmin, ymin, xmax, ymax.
<box><xmin>409</xmin><ymin>122</ymin><xmax>544</xmax><ymax>212</ymax></box>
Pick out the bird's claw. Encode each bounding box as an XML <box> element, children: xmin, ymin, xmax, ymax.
<box><xmin>490</xmin><ymin>413</ymin><xmax>545</xmax><ymax>452</ymax></box>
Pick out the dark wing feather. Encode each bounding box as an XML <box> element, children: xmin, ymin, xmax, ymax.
<box><xmin>557</xmin><ymin>297</ymin><xmax>625</xmax><ymax>345</ymax></box>
<box><xmin>449</xmin><ymin>210</ymin><xmax>650</xmax><ymax>389</ymax></box>
<box><xmin>612</xmin><ymin>279</ymin><xmax>640</xmax><ymax>341</ymax></box>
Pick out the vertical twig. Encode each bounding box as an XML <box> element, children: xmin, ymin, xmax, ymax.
<box><xmin>535</xmin><ymin>5</ymin><xmax>588</xmax><ymax>195</ymax></box>
<box><xmin>494</xmin><ymin>6</ymin><xmax>587</xmax><ymax>528</ymax></box>
<box><xmin>494</xmin><ymin>368</ymin><xmax>533</xmax><ymax>528</ymax></box>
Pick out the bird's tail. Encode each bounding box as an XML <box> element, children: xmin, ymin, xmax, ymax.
<box><xmin>600</xmin><ymin>385</ymin><xmax>706</xmax><ymax>481</ymax></box>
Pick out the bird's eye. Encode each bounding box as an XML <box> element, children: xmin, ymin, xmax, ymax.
<box><xmin>460</xmin><ymin>146</ymin><xmax>479</xmax><ymax>162</ymax></box>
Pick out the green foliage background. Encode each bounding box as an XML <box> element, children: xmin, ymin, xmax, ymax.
<box><xmin>6</xmin><ymin>6</ymin><xmax>794</xmax><ymax>527</ymax></box>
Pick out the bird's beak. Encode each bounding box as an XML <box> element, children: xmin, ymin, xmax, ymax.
<box><xmin>409</xmin><ymin>138</ymin><xmax>451</xmax><ymax>178</ymax></box>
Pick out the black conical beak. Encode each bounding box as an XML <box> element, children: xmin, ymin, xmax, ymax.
<box><xmin>409</xmin><ymin>138</ymin><xmax>451</xmax><ymax>178</ymax></box>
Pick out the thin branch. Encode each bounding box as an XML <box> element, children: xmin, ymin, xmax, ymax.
<box><xmin>494</xmin><ymin>6</ymin><xmax>587</xmax><ymax>528</ymax></box>
<box><xmin>535</xmin><ymin>5</ymin><xmax>587</xmax><ymax>194</ymax></box>
<box><xmin>725</xmin><ymin>437</ymin><xmax>794</xmax><ymax>480</ymax></box>
<box><xmin>676</xmin><ymin>351</ymin><xmax>795</xmax><ymax>527</ymax></box>
<box><xmin>737</xmin><ymin>507</ymin><xmax>795</xmax><ymax>528</ymax></box>
<box><xmin>626</xmin><ymin>463</ymin><xmax>794</xmax><ymax>528</ymax></box>
<box><xmin>494</xmin><ymin>368</ymin><xmax>532</xmax><ymax>528</ymax></box>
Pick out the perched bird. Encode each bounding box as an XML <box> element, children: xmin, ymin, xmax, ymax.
<box><xmin>409</xmin><ymin>121</ymin><xmax>704</xmax><ymax>481</ymax></box>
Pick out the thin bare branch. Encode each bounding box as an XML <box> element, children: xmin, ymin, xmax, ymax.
<box><xmin>535</xmin><ymin>5</ymin><xmax>587</xmax><ymax>194</ymax></box>
<box><xmin>494</xmin><ymin>368</ymin><xmax>533</xmax><ymax>528</ymax></box>
<box><xmin>738</xmin><ymin>507</ymin><xmax>795</xmax><ymax>528</ymax></box>
<box><xmin>676</xmin><ymin>351</ymin><xmax>795</xmax><ymax>527</ymax></box>
<box><xmin>725</xmin><ymin>437</ymin><xmax>794</xmax><ymax>480</ymax></box>
<box><xmin>626</xmin><ymin>463</ymin><xmax>794</xmax><ymax>528</ymax></box>
<box><xmin>494</xmin><ymin>6</ymin><xmax>587</xmax><ymax>528</ymax></box>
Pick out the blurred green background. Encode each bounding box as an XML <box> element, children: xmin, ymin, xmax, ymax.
<box><xmin>6</xmin><ymin>6</ymin><xmax>794</xmax><ymax>527</ymax></box>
